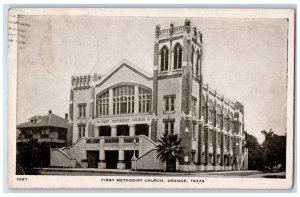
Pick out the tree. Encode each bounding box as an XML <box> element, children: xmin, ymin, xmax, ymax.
<box><xmin>244</xmin><ymin>131</ymin><xmax>264</xmax><ymax>170</ymax></box>
<box><xmin>16</xmin><ymin>140</ymin><xmax>64</xmax><ymax>174</ymax></box>
<box><xmin>16</xmin><ymin>139</ymin><xmax>44</xmax><ymax>175</ymax></box>
<box><xmin>261</xmin><ymin>129</ymin><xmax>286</xmax><ymax>171</ymax></box>
<box><xmin>156</xmin><ymin>131</ymin><xmax>184</xmax><ymax>172</ymax></box>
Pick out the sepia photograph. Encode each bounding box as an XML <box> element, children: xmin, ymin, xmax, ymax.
<box><xmin>7</xmin><ymin>8</ymin><xmax>294</xmax><ymax>189</ymax></box>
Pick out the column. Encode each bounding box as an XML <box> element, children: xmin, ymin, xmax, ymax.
<box><xmin>134</xmin><ymin>86</ymin><xmax>139</xmax><ymax>114</ymax></box>
<box><xmin>198</xmin><ymin>122</ymin><xmax>203</xmax><ymax>166</ymax></box>
<box><xmin>212</xmin><ymin>105</ymin><xmax>217</xmax><ymax>166</ymax></box>
<box><xmin>227</xmin><ymin>134</ymin><xmax>231</xmax><ymax>168</ymax></box>
<box><xmin>84</xmin><ymin>124</ymin><xmax>88</xmax><ymax>138</ymax></box>
<box><xmin>151</xmin><ymin>31</ymin><xmax>159</xmax><ymax>141</ymax></box>
<box><xmin>220</xmin><ymin>131</ymin><xmax>224</xmax><ymax>168</ymax></box>
<box><xmin>98</xmin><ymin>138</ymin><xmax>106</xmax><ymax>169</ymax></box>
<box><xmin>81</xmin><ymin>139</ymin><xmax>88</xmax><ymax>168</ymax></box>
<box><xmin>111</xmin><ymin>125</ymin><xmax>117</xmax><ymax>137</ymax></box>
<box><xmin>204</xmin><ymin>126</ymin><xmax>209</xmax><ymax>165</ymax></box>
<box><xmin>109</xmin><ymin>89</ymin><xmax>113</xmax><ymax>115</ymax></box>
<box><xmin>67</xmin><ymin>86</ymin><xmax>74</xmax><ymax>147</ymax></box>
<box><xmin>88</xmin><ymin>75</ymin><xmax>96</xmax><ymax>137</ymax></box>
<box><xmin>232</xmin><ymin>135</ymin><xmax>236</xmax><ymax>169</ymax></box>
<box><xmin>94</xmin><ymin>126</ymin><xmax>99</xmax><ymax>137</ymax></box>
<box><xmin>213</xmin><ymin>129</ymin><xmax>217</xmax><ymax>166</ymax></box>
<box><xmin>117</xmin><ymin>137</ymin><xmax>125</xmax><ymax>169</ymax></box>
<box><xmin>129</xmin><ymin>124</ymin><xmax>136</xmax><ymax>136</ymax></box>
<box><xmin>179</xmin><ymin>20</ymin><xmax>193</xmax><ymax>169</ymax></box>
<box><xmin>147</xmin><ymin>123</ymin><xmax>151</xmax><ymax>138</ymax></box>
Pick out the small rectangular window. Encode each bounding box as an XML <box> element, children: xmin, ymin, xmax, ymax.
<box><xmin>163</xmin><ymin>95</ymin><xmax>176</xmax><ymax>113</ymax></box>
<box><xmin>192</xmin><ymin>97</ymin><xmax>197</xmax><ymax>114</ymax></box>
<box><xmin>163</xmin><ymin>120</ymin><xmax>175</xmax><ymax>134</ymax></box>
<box><xmin>78</xmin><ymin>124</ymin><xmax>86</xmax><ymax>138</ymax></box>
<box><xmin>217</xmin><ymin>133</ymin><xmax>221</xmax><ymax>147</ymax></box>
<box><xmin>192</xmin><ymin>122</ymin><xmax>196</xmax><ymax>140</ymax></box>
<box><xmin>78</xmin><ymin>104</ymin><xmax>86</xmax><ymax>118</ymax></box>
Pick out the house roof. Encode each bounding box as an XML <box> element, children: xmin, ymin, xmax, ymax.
<box><xmin>17</xmin><ymin>113</ymin><xmax>68</xmax><ymax>129</ymax></box>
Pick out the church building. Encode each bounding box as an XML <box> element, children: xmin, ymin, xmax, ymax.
<box><xmin>50</xmin><ymin>19</ymin><xmax>248</xmax><ymax>171</ymax></box>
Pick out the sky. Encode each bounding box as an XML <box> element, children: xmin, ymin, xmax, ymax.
<box><xmin>17</xmin><ymin>15</ymin><xmax>288</xmax><ymax>143</ymax></box>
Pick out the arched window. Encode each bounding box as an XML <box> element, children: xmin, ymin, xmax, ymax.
<box><xmin>113</xmin><ymin>85</ymin><xmax>135</xmax><ymax>115</ymax></box>
<box><xmin>201</xmin><ymin>95</ymin><xmax>206</xmax><ymax>121</ymax></box>
<box><xmin>229</xmin><ymin>112</ymin><xmax>234</xmax><ymax>132</ymax></box>
<box><xmin>216</xmin><ymin>105</ymin><xmax>222</xmax><ymax>128</ymax></box>
<box><xmin>191</xmin><ymin>46</ymin><xmax>194</xmax><ymax>73</ymax></box>
<box><xmin>196</xmin><ymin>50</ymin><xmax>200</xmax><ymax>77</ymax></box>
<box><xmin>208</xmin><ymin>100</ymin><xmax>214</xmax><ymax>125</ymax></box>
<box><xmin>138</xmin><ymin>87</ymin><xmax>150</xmax><ymax>113</ymax></box>
<box><xmin>97</xmin><ymin>91</ymin><xmax>109</xmax><ymax>116</ymax></box>
<box><xmin>173</xmin><ymin>43</ymin><xmax>182</xmax><ymax>69</ymax></box>
<box><xmin>160</xmin><ymin>46</ymin><xmax>169</xmax><ymax>71</ymax></box>
<box><xmin>223</xmin><ymin>109</ymin><xmax>229</xmax><ymax>131</ymax></box>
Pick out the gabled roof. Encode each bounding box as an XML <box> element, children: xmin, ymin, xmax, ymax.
<box><xmin>96</xmin><ymin>59</ymin><xmax>152</xmax><ymax>87</ymax></box>
<box><xmin>17</xmin><ymin>113</ymin><xmax>67</xmax><ymax>129</ymax></box>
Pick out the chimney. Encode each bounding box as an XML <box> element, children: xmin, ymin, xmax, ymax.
<box><xmin>65</xmin><ymin>113</ymin><xmax>68</xmax><ymax>120</ymax></box>
<box><xmin>49</xmin><ymin>110</ymin><xmax>52</xmax><ymax>114</ymax></box>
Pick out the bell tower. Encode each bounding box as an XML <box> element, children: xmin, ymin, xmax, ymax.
<box><xmin>151</xmin><ymin>19</ymin><xmax>204</xmax><ymax>170</ymax></box>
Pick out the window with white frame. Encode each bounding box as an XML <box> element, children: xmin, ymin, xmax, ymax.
<box><xmin>192</xmin><ymin>122</ymin><xmax>196</xmax><ymax>140</ymax></box>
<box><xmin>173</xmin><ymin>43</ymin><xmax>182</xmax><ymax>70</ymax></box>
<box><xmin>24</xmin><ymin>130</ymin><xmax>33</xmax><ymax>139</ymax></box>
<box><xmin>202</xmin><ymin>106</ymin><xmax>206</xmax><ymax>120</ymax></box>
<box><xmin>191</xmin><ymin>46</ymin><xmax>195</xmax><ymax>73</ymax></box>
<box><xmin>192</xmin><ymin>97</ymin><xmax>197</xmax><ymax>114</ymax></box>
<box><xmin>41</xmin><ymin>129</ymin><xmax>49</xmax><ymax>138</ymax></box>
<box><xmin>216</xmin><ymin>114</ymin><xmax>222</xmax><ymax>128</ymax></box>
<box><xmin>160</xmin><ymin>46</ymin><xmax>169</xmax><ymax>72</ymax></box>
<box><xmin>78</xmin><ymin>124</ymin><xmax>86</xmax><ymax>138</ymax></box>
<box><xmin>97</xmin><ymin>91</ymin><xmax>109</xmax><ymax>116</ymax></box>
<box><xmin>196</xmin><ymin>50</ymin><xmax>200</xmax><ymax>77</ymax></box>
<box><xmin>208</xmin><ymin>110</ymin><xmax>213</xmax><ymax>124</ymax></box>
<box><xmin>224</xmin><ymin>117</ymin><xmax>229</xmax><ymax>131</ymax></box>
<box><xmin>164</xmin><ymin>95</ymin><xmax>175</xmax><ymax>113</ymax></box>
<box><xmin>78</xmin><ymin>103</ymin><xmax>86</xmax><ymax>118</ymax></box>
<box><xmin>217</xmin><ymin>133</ymin><xmax>221</xmax><ymax>147</ymax></box>
<box><xmin>138</xmin><ymin>87</ymin><xmax>150</xmax><ymax>113</ymax></box>
<box><xmin>164</xmin><ymin>120</ymin><xmax>175</xmax><ymax>134</ymax></box>
<box><xmin>209</xmin><ymin>130</ymin><xmax>213</xmax><ymax>145</ymax></box>
<box><xmin>113</xmin><ymin>85</ymin><xmax>135</xmax><ymax>115</ymax></box>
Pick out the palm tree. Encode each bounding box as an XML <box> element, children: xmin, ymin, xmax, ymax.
<box><xmin>156</xmin><ymin>131</ymin><xmax>183</xmax><ymax>172</ymax></box>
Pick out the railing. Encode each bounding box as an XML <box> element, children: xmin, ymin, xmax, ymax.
<box><xmin>104</xmin><ymin>137</ymin><xmax>119</xmax><ymax>144</ymax></box>
<box><xmin>172</xmin><ymin>25</ymin><xmax>185</xmax><ymax>34</ymax></box>
<box><xmin>84</xmin><ymin>136</ymin><xmax>142</xmax><ymax>144</ymax></box>
<box><xmin>17</xmin><ymin>138</ymin><xmax>66</xmax><ymax>143</ymax></box>
<box><xmin>158</xmin><ymin>26</ymin><xmax>185</xmax><ymax>37</ymax></box>
<box><xmin>124</xmin><ymin>136</ymin><xmax>139</xmax><ymax>144</ymax></box>
<box><xmin>86</xmin><ymin>138</ymin><xmax>100</xmax><ymax>144</ymax></box>
<box><xmin>158</xmin><ymin>29</ymin><xmax>169</xmax><ymax>37</ymax></box>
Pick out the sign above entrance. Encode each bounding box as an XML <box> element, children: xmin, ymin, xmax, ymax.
<box><xmin>95</xmin><ymin>115</ymin><xmax>152</xmax><ymax>126</ymax></box>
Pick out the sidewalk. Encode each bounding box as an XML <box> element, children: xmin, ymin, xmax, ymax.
<box><xmin>37</xmin><ymin>167</ymin><xmax>269</xmax><ymax>177</ymax></box>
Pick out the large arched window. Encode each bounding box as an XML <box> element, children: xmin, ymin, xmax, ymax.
<box><xmin>196</xmin><ymin>50</ymin><xmax>200</xmax><ymax>77</ymax></box>
<box><xmin>138</xmin><ymin>87</ymin><xmax>150</xmax><ymax>113</ymax></box>
<box><xmin>160</xmin><ymin>46</ymin><xmax>169</xmax><ymax>71</ymax></box>
<box><xmin>113</xmin><ymin>85</ymin><xmax>135</xmax><ymax>114</ymax></box>
<box><xmin>173</xmin><ymin>43</ymin><xmax>182</xmax><ymax>69</ymax></box>
<box><xmin>97</xmin><ymin>91</ymin><xmax>109</xmax><ymax>116</ymax></box>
